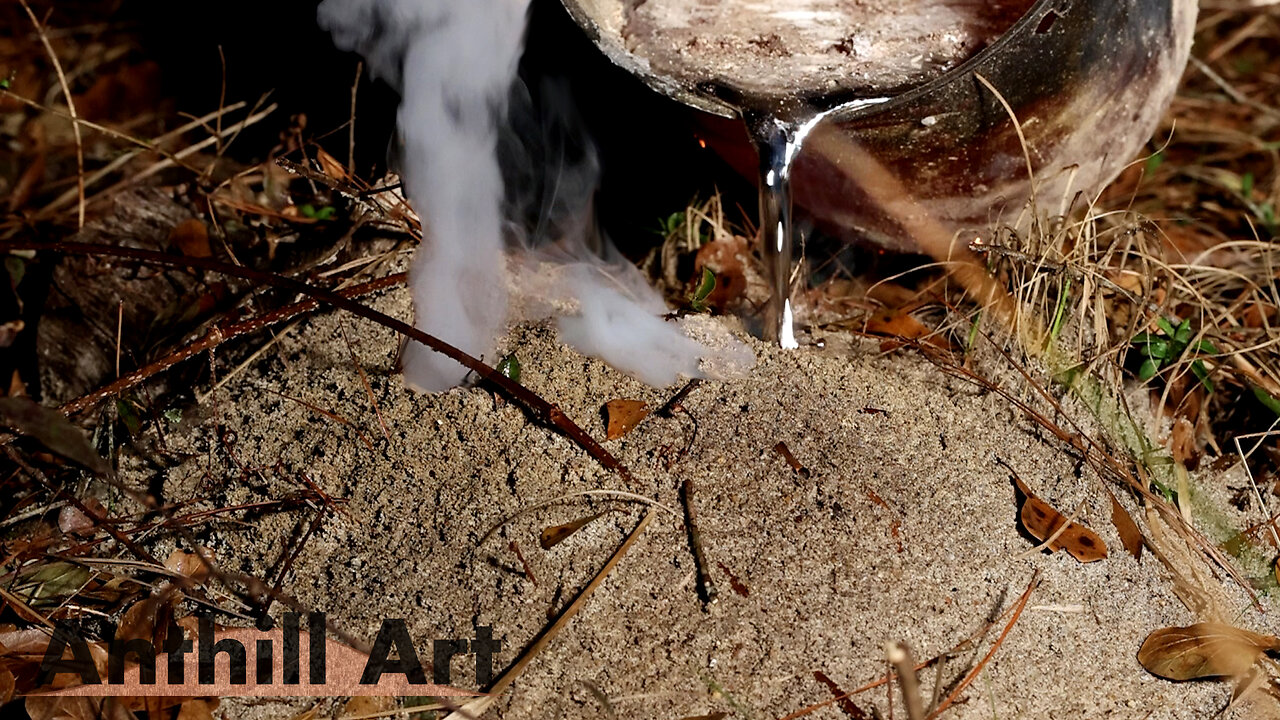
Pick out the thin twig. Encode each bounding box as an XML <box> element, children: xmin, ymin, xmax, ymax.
<box><xmin>444</xmin><ymin>511</ymin><xmax>654</xmax><ymax>720</ymax></box>
<box><xmin>925</xmin><ymin>572</ymin><xmax>1040</xmax><ymax>719</ymax></box>
<box><xmin>681</xmin><ymin>477</ymin><xmax>717</xmax><ymax>607</ymax></box>
<box><xmin>59</xmin><ymin>272</ymin><xmax>406</xmax><ymax>416</ymax></box>
<box><xmin>20</xmin><ymin>0</ymin><xmax>84</xmax><ymax>227</ymax></box>
<box><xmin>3</xmin><ymin>240</ymin><xmax>636</xmax><ymax>486</ymax></box>
<box><xmin>887</xmin><ymin>643</ymin><xmax>925</xmax><ymax>720</ymax></box>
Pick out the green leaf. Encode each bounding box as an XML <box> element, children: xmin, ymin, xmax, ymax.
<box><xmin>1139</xmin><ymin>358</ymin><xmax>1159</xmax><ymax>382</ymax></box>
<box><xmin>1174</xmin><ymin>318</ymin><xmax>1192</xmax><ymax>345</ymax></box>
<box><xmin>496</xmin><ymin>354</ymin><xmax>522</xmax><ymax>384</ymax></box>
<box><xmin>1190</xmin><ymin>361</ymin><xmax>1214</xmax><ymax>393</ymax></box>
<box><xmin>1144</xmin><ymin>339</ymin><xmax>1171</xmax><ymax>362</ymax></box>
<box><xmin>299</xmin><ymin>203</ymin><xmax>335</xmax><ymax>220</ymax></box>
<box><xmin>15</xmin><ymin>562</ymin><xmax>93</xmax><ymax>606</ymax></box>
<box><xmin>116</xmin><ymin>399</ymin><xmax>142</xmax><ymax>436</ymax></box>
<box><xmin>1242</xmin><ymin>172</ymin><xmax>1254</xmax><ymax>197</ymax></box>
<box><xmin>0</xmin><ymin>397</ymin><xmax>110</xmax><ymax>475</ymax></box>
<box><xmin>1252</xmin><ymin>386</ymin><xmax>1280</xmax><ymax>416</ymax></box>
<box><xmin>6</xmin><ymin>255</ymin><xmax>25</xmax><ymax>288</ymax></box>
<box><xmin>1144</xmin><ymin>151</ymin><xmax>1164</xmax><ymax>177</ymax></box>
<box><xmin>1049</xmin><ymin>277</ymin><xmax>1072</xmax><ymax>345</ymax></box>
<box><xmin>1193</xmin><ymin>339</ymin><xmax>1218</xmax><ymax>355</ymax></box>
<box><xmin>1131</xmin><ymin>332</ymin><xmax>1157</xmax><ymax>346</ymax></box>
<box><xmin>659</xmin><ymin>211</ymin><xmax>686</xmax><ymax>236</ymax></box>
<box><xmin>1157</xmin><ymin>317</ymin><xmax>1177</xmax><ymax>338</ymax></box>
<box><xmin>690</xmin><ymin>267</ymin><xmax>716</xmax><ymax>312</ymax></box>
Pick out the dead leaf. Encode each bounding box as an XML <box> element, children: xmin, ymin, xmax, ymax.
<box><xmin>1170</xmin><ymin>417</ymin><xmax>1196</xmax><ymax>466</ymax></box>
<box><xmin>1107</xmin><ymin>489</ymin><xmax>1144</xmax><ymax>560</ymax></box>
<box><xmin>116</xmin><ymin>592</ymin><xmax>179</xmax><ymax>653</ymax></box>
<box><xmin>164</xmin><ymin>549</ymin><xmax>212</xmax><ymax>584</ymax></box>
<box><xmin>0</xmin><ymin>320</ymin><xmax>25</xmax><ymax>348</ymax></box>
<box><xmin>315</xmin><ymin>147</ymin><xmax>350</xmax><ymax>183</ymax></box>
<box><xmin>57</xmin><ymin>499</ymin><xmax>105</xmax><ymax>538</ymax></box>
<box><xmin>25</xmin><ymin>696</ymin><xmax>136</xmax><ymax>720</ymax></box>
<box><xmin>540</xmin><ymin>513</ymin><xmax>607</xmax><ymax>550</ymax></box>
<box><xmin>1014</xmin><ymin>476</ymin><xmax>1107</xmax><ymax>563</ymax></box>
<box><xmin>865</xmin><ymin>310</ymin><xmax>951</xmax><ymax>351</ymax></box>
<box><xmin>168</xmin><ymin>218</ymin><xmax>212</xmax><ymax>258</ymax></box>
<box><xmin>1138</xmin><ymin>623</ymin><xmax>1280</xmax><ymax>681</ymax></box>
<box><xmin>341</xmin><ymin>696</ymin><xmax>396</xmax><ymax>717</ymax></box>
<box><xmin>604</xmin><ymin>399</ymin><xmax>648</xmax><ymax>440</ymax></box>
<box><xmin>175</xmin><ymin>699</ymin><xmax>218</xmax><ymax>720</ymax></box>
<box><xmin>0</xmin><ymin>397</ymin><xmax>110</xmax><ymax>475</ymax></box>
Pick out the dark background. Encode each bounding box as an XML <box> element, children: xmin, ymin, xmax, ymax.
<box><xmin>128</xmin><ymin>0</ymin><xmax>754</xmax><ymax>254</ymax></box>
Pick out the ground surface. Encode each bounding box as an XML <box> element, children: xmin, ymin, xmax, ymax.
<box><xmin>128</xmin><ymin>284</ymin><xmax>1272</xmax><ymax>720</ymax></box>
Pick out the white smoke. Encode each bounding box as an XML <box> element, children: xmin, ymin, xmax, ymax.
<box><xmin>319</xmin><ymin>0</ymin><xmax>726</xmax><ymax>392</ymax></box>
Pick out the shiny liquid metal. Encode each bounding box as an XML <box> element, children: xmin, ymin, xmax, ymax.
<box><xmin>560</xmin><ymin>0</ymin><xmax>1196</xmax><ymax>344</ymax></box>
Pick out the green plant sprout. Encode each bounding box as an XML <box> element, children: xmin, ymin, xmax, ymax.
<box><xmin>689</xmin><ymin>267</ymin><xmax>716</xmax><ymax>313</ymax></box>
<box><xmin>299</xmin><ymin>203</ymin><xmax>337</xmax><ymax>221</ymax></box>
<box><xmin>1131</xmin><ymin>316</ymin><xmax>1218</xmax><ymax>392</ymax></box>
<box><xmin>496</xmin><ymin>353</ymin><xmax>522</xmax><ymax>383</ymax></box>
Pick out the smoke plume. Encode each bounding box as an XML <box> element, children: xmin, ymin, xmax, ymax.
<box><xmin>319</xmin><ymin>0</ymin><xmax>718</xmax><ymax>391</ymax></box>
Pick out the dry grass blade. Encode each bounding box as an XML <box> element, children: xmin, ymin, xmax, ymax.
<box><xmin>1138</xmin><ymin>623</ymin><xmax>1280</xmax><ymax>681</ymax></box>
<box><xmin>539</xmin><ymin>512</ymin><xmax>607</xmax><ymax>550</ymax></box>
<box><xmin>444</xmin><ymin>511</ymin><xmax>654</xmax><ymax>720</ymax></box>
<box><xmin>925</xmin><ymin>571</ymin><xmax>1040</xmax><ymax>719</ymax></box>
<box><xmin>19</xmin><ymin>0</ymin><xmax>84</xmax><ymax>228</ymax></box>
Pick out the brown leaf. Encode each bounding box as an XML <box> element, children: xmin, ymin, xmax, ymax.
<box><xmin>865</xmin><ymin>310</ymin><xmax>951</xmax><ymax>351</ymax></box>
<box><xmin>604</xmin><ymin>399</ymin><xmax>648</xmax><ymax>440</ymax></box>
<box><xmin>0</xmin><ymin>669</ymin><xmax>14</xmax><ymax>705</ymax></box>
<box><xmin>168</xmin><ymin>218</ymin><xmax>212</xmax><ymax>258</ymax></box>
<box><xmin>116</xmin><ymin>593</ymin><xmax>178</xmax><ymax>652</ymax></box>
<box><xmin>341</xmin><ymin>697</ymin><xmax>396</xmax><ymax>717</ymax></box>
<box><xmin>1138</xmin><ymin>623</ymin><xmax>1280</xmax><ymax>681</ymax></box>
<box><xmin>176</xmin><ymin>699</ymin><xmax>218</xmax><ymax>720</ymax></box>
<box><xmin>540</xmin><ymin>512</ymin><xmax>607</xmax><ymax>550</ymax></box>
<box><xmin>26</xmin><ymin>696</ymin><xmax>136</xmax><ymax>720</ymax></box>
<box><xmin>1014</xmin><ymin>477</ymin><xmax>1107</xmax><ymax>563</ymax></box>
<box><xmin>1170</xmin><ymin>417</ymin><xmax>1196</xmax><ymax>466</ymax></box>
<box><xmin>57</xmin><ymin>499</ymin><xmax>105</xmax><ymax>538</ymax></box>
<box><xmin>0</xmin><ymin>320</ymin><xmax>24</xmax><ymax>349</ymax></box>
<box><xmin>0</xmin><ymin>397</ymin><xmax>109</xmax><ymax>475</ymax></box>
<box><xmin>315</xmin><ymin>147</ymin><xmax>350</xmax><ymax>183</ymax></box>
<box><xmin>164</xmin><ymin>549</ymin><xmax>212</xmax><ymax>584</ymax></box>
<box><xmin>1107</xmin><ymin>490</ymin><xmax>1144</xmax><ymax>560</ymax></box>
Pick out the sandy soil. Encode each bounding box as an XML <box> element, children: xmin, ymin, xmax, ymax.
<box><xmin>129</xmin><ymin>283</ymin><xmax>1274</xmax><ymax>720</ymax></box>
